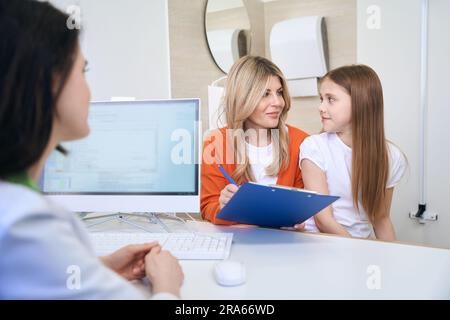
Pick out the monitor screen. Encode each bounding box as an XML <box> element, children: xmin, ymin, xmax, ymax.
<box><xmin>40</xmin><ymin>99</ymin><xmax>200</xmax><ymax>213</ymax></box>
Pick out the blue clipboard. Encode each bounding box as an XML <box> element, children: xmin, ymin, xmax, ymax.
<box><xmin>217</xmin><ymin>182</ymin><xmax>339</xmax><ymax>228</ymax></box>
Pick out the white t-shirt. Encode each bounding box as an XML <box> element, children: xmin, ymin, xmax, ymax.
<box><xmin>246</xmin><ymin>142</ymin><xmax>277</xmax><ymax>185</ymax></box>
<box><xmin>299</xmin><ymin>132</ymin><xmax>406</xmax><ymax>238</ymax></box>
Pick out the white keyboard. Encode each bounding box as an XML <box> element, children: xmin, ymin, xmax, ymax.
<box><xmin>89</xmin><ymin>232</ymin><xmax>233</xmax><ymax>260</ymax></box>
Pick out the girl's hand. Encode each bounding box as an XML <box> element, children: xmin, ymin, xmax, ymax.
<box><xmin>219</xmin><ymin>184</ymin><xmax>239</xmax><ymax>209</ymax></box>
<box><xmin>281</xmin><ymin>222</ymin><xmax>306</xmax><ymax>232</ymax></box>
<box><xmin>293</xmin><ymin>222</ymin><xmax>306</xmax><ymax>231</ymax></box>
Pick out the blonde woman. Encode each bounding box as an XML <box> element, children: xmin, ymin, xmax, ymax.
<box><xmin>201</xmin><ymin>56</ymin><xmax>309</xmax><ymax>225</ymax></box>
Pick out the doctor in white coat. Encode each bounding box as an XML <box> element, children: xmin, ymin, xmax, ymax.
<box><xmin>0</xmin><ymin>0</ymin><xmax>183</xmax><ymax>299</ymax></box>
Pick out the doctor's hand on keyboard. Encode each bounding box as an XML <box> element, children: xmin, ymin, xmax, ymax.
<box><xmin>145</xmin><ymin>246</ymin><xmax>184</xmax><ymax>297</ymax></box>
<box><xmin>100</xmin><ymin>242</ymin><xmax>159</xmax><ymax>281</ymax></box>
<box><xmin>90</xmin><ymin>232</ymin><xmax>233</xmax><ymax>260</ymax></box>
<box><xmin>100</xmin><ymin>241</ymin><xmax>183</xmax><ymax>298</ymax></box>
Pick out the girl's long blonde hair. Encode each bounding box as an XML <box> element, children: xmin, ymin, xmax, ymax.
<box><xmin>223</xmin><ymin>56</ymin><xmax>291</xmax><ymax>184</ymax></box>
<box><xmin>321</xmin><ymin>65</ymin><xmax>388</xmax><ymax>223</ymax></box>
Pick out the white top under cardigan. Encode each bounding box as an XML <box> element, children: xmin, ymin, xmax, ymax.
<box><xmin>0</xmin><ymin>181</ymin><xmax>177</xmax><ymax>299</ymax></box>
<box><xmin>246</xmin><ymin>141</ymin><xmax>277</xmax><ymax>186</ymax></box>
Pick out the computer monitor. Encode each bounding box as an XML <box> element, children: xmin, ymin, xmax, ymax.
<box><xmin>40</xmin><ymin>99</ymin><xmax>200</xmax><ymax>213</ymax></box>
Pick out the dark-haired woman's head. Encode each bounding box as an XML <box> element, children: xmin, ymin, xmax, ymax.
<box><xmin>0</xmin><ymin>0</ymin><xmax>91</xmax><ymax>178</ymax></box>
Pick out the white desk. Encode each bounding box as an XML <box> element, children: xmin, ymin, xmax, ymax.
<box><xmin>86</xmin><ymin>215</ymin><xmax>450</xmax><ymax>299</ymax></box>
<box><xmin>179</xmin><ymin>221</ymin><xmax>450</xmax><ymax>299</ymax></box>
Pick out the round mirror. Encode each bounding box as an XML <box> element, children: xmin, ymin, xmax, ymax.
<box><xmin>205</xmin><ymin>0</ymin><xmax>252</xmax><ymax>74</ymax></box>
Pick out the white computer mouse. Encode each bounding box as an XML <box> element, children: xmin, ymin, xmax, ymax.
<box><xmin>213</xmin><ymin>260</ymin><xmax>246</xmax><ymax>286</ymax></box>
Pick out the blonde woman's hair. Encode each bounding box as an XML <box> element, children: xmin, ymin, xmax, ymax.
<box><xmin>223</xmin><ymin>56</ymin><xmax>291</xmax><ymax>184</ymax></box>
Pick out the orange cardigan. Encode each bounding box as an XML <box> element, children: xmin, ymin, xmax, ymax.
<box><xmin>200</xmin><ymin>125</ymin><xmax>309</xmax><ymax>225</ymax></box>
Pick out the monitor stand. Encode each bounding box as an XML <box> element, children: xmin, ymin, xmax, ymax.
<box><xmin>80</xmin><ymin>212</ymin><xmax>173</xmax><ymax>233</ymax></box>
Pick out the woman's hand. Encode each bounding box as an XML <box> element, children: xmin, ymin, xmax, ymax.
<box><xmin>100</xmin><ymin>242</ymin><xmax>159</xmax><ymax>281</ymax></box>
<box><xmin>145</xmin><ymin>247</ymin><xmax>184</xmax><ymax>298</ymax></box>
<box><xmin>219</xmin><ymin>184</ymin><xmax>239</xmax><ymax>209</ymax></box>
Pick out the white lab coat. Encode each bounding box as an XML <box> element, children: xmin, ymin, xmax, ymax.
<box><xmin>0</xmin><ymin>181</ymin><xmax>176</xmax><ymax>300</ymax></box>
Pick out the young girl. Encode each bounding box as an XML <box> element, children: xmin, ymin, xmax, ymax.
<box><xmin>201</xmin><ymin>56</ymin><xmax>309</xmax><ymax>225</ymax></box>
<box><xmin>299</xmin><ymin>65</ymin><xmax>406</xmax><ymax>240</ymax></box>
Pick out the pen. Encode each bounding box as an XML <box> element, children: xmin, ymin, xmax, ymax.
<box><xmin>218</xmin><ymin>165</ymin><xmax>238</xmax><ymax>186</ymax></box>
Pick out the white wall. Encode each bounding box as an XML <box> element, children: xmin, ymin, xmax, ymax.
<box><xmin>357</xmin><ymin>0</ymin><xmax>450</xmax><ymax>247</ymax></box>
<box><xmin>50</xmin><ymin>0</ymin><xmax>171</xmax><ymax>101</ymax></box>
<box><xmin>424</xmin><ymin>0</ymin><xmax>450</xmax><ymax>246</ymax></box>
